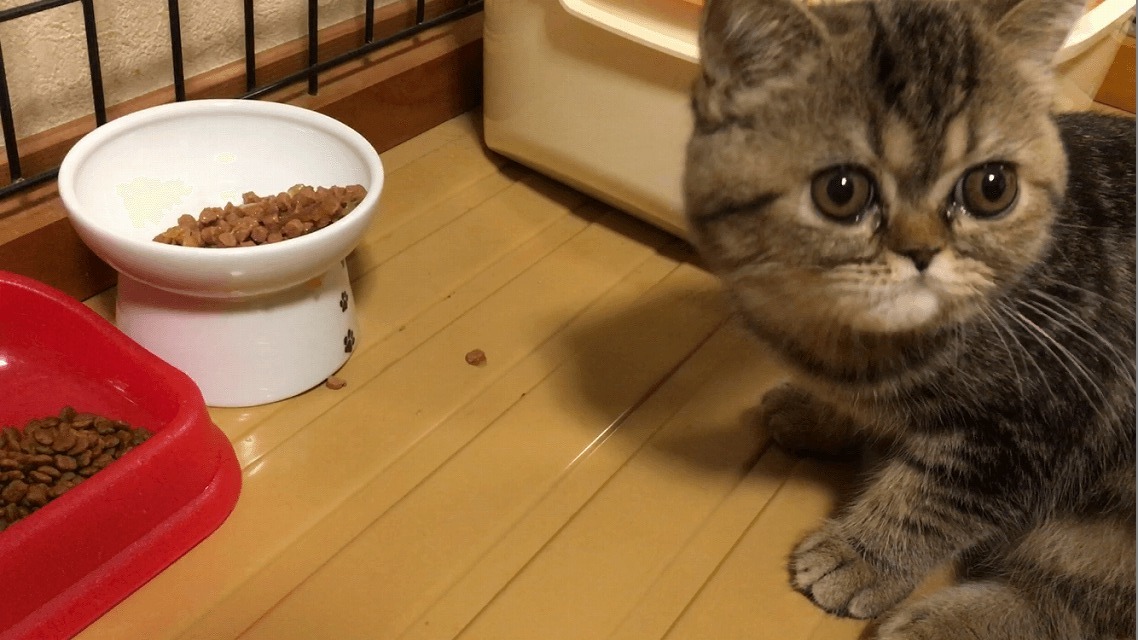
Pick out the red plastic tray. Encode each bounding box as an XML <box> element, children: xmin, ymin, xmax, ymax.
<box><xmin>0</xmin><ymin>271</ymin><xmax>241</xmax><ymax>640</ymax></box>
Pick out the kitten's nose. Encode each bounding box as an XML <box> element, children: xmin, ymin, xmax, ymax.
<box><xmin>901</xmin><ymin>247</ymin><xmax>940</xmax><ymax>272</ymax></box>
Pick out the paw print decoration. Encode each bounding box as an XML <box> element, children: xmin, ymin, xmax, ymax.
<box><xmin>339</xmin><ymin>291</ymin><xmax>349</xmax><ymax>312</ymax></box>
<box><xmin>343</xmin><ymin>329</ymin><xmax>356</xmax><ymax>353</ymax></box>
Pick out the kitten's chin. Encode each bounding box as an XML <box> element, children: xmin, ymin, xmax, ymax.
<box><xmin>848</xmin><ymin>287</ymin><xmax>941</xmax><ymax>334</ymax></box>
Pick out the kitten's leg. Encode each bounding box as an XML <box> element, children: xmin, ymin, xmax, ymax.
<box><xmin>754</xmin><ymin>383</ymin><xmax>861</xmax><ymax>457</ymax></box>
<box><xmin>789</xmin><ymin>435</ymin><xmax>1005</xmax><ymax>619</ymax></box>
<box><xmin>876</xmin><ymin>516</ymin><xmax>1135</xmax><ymax>640</ymax></box>
<box><xmin>874</xmin><ymin>582</ymin><xmax>1062</xmax><ymax>640</ymax></box>
<box><xmin>1001</xmin><ymin>516</ymin><xmax>1135</xmax><ymax>639</ymax></box>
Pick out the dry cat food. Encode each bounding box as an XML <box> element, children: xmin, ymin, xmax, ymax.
<box><xmin>465</xmin><ymin>349</ymin><xmax>487</xmax><ymax>367</ymax></box>
<box><xmin>324</xmin><ymin>376</ymin><xmax>347</xmax><ymax>390</ymax></box>
<box><xmin>153</xmin><ymin>184</ymin><xmax>367</xmax><ymax>248</ymax></box>
<box><xmin>0</xmin><ymin>407</ymin><xmax>153</xmax><ymax>532</ymax></box>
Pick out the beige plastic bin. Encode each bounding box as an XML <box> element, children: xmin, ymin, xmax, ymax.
<box><xmin>484</xmin><ymin>0</ymin><xmax>1133</xmax><ymax>238</ymax></box>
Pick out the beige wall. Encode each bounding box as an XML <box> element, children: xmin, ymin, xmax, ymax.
<box><xmin>0</xmin><ymin>0</ymin><xmax>391</xmax><ymax>140</ymax></box>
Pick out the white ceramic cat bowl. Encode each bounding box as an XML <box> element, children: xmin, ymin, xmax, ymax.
<box><xmin>58</xmin><ymin>99</ymin><xmax>384</xmax><ymax>407</ymax></box>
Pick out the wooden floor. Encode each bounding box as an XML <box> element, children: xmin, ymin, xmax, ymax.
<box><xmin>78</xmin><ymin>112</ymin><xmax>868</xmax><ymax>640</ymax></box>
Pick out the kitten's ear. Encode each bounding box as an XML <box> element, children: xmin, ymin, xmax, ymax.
<box><xmin>699</xmin><ymin>0</ymin><xmax>825</xmax><ymax>85</ymax></box>
<box><xmin>986</xmin><ymin>0</ymin><xmax>1085</xmax><ymax>64</ymax></box>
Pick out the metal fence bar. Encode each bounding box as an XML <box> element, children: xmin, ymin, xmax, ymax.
<box><xmin>168</xmin><ymin>0</ymin><xmax>186</xmax><ymax>101</ymax></box>
<box><xmin>0</xmin><ymin>0</ymin><xmax>77</xmax><ymax>23</ymax></box>
<box><xmin>244</xmin><ymin>0</ymin><xmax>481</xmax><ymax>100</ymax></box>
<box><xmin>244</xmin><ymin>0</ymin><xmax>257</xmax><ymax>91</ymax></box>
<box><xmin>0</xmin><ymin>168</ymin><xmax>58</xmax><ymax>199</ymax></box>
<box><xmin>80</xmin><ymin>0</ymin><xmax>107</xmax><ymax>124</ymax></box>
<box><xmin>0</xmin><ymin>0</ymin><xmax>483</xmax><ymax>197</ymax></box>
<box><xmin>0</xmin><ymin>42</ymin><xmax>22</xmax><ymax>182</ymax></box>
<box><xmin>364</xmin><ymin>0</ymin><xmax>374</xmax><ymax>43</ymax></box>
<box><xmin>0</xmin><ymin>0</ymin><xmax>89</xmax><ymax>187</ymax></box>
<box><xmin>307</xmin><ymin>0</ymin><xmax>318</xmax><ymax>95</ymax></box>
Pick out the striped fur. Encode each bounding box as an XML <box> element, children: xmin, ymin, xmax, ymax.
<box><xmin>685</xmin><ymin>0</ymin><xmax>1136</xmax><ymax>637</ymax></box>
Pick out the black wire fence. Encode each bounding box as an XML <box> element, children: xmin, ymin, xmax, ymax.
<box><xmin>0</xmin><ymin>0</ymin><xmax>483</xmax><ymax>199</ymax></box>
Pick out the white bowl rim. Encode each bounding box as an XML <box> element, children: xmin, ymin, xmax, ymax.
<box><xmin>57</xmin><ymin>98</ymin><xmax>385</xmax><ymax>259</ymax></box>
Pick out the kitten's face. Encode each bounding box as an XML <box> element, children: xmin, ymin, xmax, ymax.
<box><xmin>685</xmin><ymin>0</ymin><xmax>1078</xmax><ymax>340</ymax></box>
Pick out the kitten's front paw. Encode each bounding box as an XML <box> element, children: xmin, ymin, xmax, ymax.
<box><xmin>756</xmin><ymin>384</ymin><xmax>858</xmax><ymax>458</ymax></box>
<box><xmin>874</xmin><ymin>603</ymin><xmax>953</xmax><ymax>640</ymax></box>
<box><xmin>874</xmin><ymin>583</ymin><xmax>1043</xmax><ymax>640</ymax></box>
<box><xmin>789</xmin><ymin>526</ymin><xmax>913</xmax><ymax>620</ymax></box>
<box><xmin>875</xmin><ymin>605</ymin><xmax>951</xmax><ymax>640</ymax></box>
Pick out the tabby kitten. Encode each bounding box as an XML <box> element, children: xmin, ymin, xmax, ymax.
<box><xmin>684</xmin><ymin>0</ymin><xmax>1137</xmax><ymax>638</ymax></box>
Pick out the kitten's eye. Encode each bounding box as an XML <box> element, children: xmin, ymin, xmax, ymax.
<box><xmin>811</xmin><ymin>166</ymin><xmax>875</xmax><ymax>223</ymax></box>
<box><xmin>955</xmin><ymin>163</ymin><xmax>1018</xmax><ymax>218</ymax></box>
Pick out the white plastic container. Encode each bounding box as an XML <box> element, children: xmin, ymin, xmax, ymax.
<box><xmin>484</xmin><ymin>0</ymin><xmax>1133</xmax><ymax>238</ymax></box>
<box><xmin>1055</xmin><ymin>0</ymin><xmax>1136</xmax><ymax>110</ymax></box>
<box><xmin>484</xmin><ymin>0</ymin><xmax>700</xmax><ymax>237</ymax></box>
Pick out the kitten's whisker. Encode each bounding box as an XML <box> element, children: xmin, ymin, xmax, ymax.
<box><xmin>993</xmin><ymin>301</ymin><xmax>1059</xmax><ymax>407</ymax></box>
<box><xmin>980</xmin><ymin>307</ymin><xmax>1026</xmax><ymax>397</ymax></box>
<box><xmin>1051</xmin><ymin>222</ymin><xmax>1117</xmax><ymax>231</ymax></box>
<box><xmin>1027</xmin><ymin>297</ymin><xmax>1135</xmax><ymax>394</ymax></box>
<box><xmin>1021</xmin><ymin>293</ymin><xmax>1134</xmax><ymax>387</ymax></box>
<box><xmin>1005</xmin><ymin>306</ymin><xmax>1105</xmax><ymax>407</ymax></box>
<box><xmin>1039</xmin><ymin>278</ymin><xmax>1124</xmax><ymax>308</ymax></box>
<box><xmin>1028</xmin><ymin>289</ymin><xmax>1131</xmax><ymax>347</ymax></box>
<box><xmin>1043</xmin><ymin>241</ymin><xmax>1080</xmax><ymax>273</ymax></box>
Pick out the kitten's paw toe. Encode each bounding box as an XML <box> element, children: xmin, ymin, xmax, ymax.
<box><xmin>875</xmin><ymin>605</ymin><xmax>939</xmax><ymax>640</ymax></box>
<box><xmin>875</xmin><ymin>582</ymin><xmax>1043</xmax><ymax>640</ymax></box>
<box><xmin>790</xmin><ymin>527</ymin><xmax>912</xmax><ymax>619</ymax></box>
<box><xmin>756</xmin><ymin>385</ymin><xmax>857</xmax><ymax>458</ymax></box>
